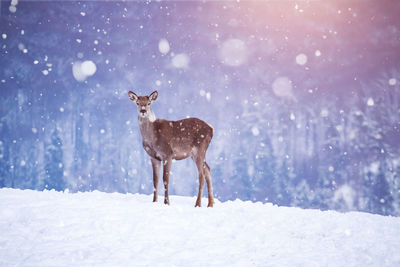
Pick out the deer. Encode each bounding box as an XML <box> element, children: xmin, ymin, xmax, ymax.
<box><xmin>128</xmin><ymin>90</ymin><xmax>214</xmax><ymax>207</ymax></box>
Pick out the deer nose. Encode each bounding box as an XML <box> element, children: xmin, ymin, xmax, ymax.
<box><xmin>140</xmin><ymin>109</ymin><xmax>146</xmax><ymax>114</ymax></box>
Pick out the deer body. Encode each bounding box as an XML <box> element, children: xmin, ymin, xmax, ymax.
<box><xmin>129</xmin><ymin>91</ymin><xmax>214</xmax><ymax>207</ymax></box>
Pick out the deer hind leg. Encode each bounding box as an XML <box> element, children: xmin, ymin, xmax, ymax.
<box><xmin>151</xmin><ymin>158</ymin><xmax>161</xmax><ymax>202</ymax></box>
<box><xmin>204</xmin><ymin>162</ymin><xmax>214</xmax><ymax>207</ymax></box>
<box><xmin>162</xmin><ymin>158</ymin><xmax>172</xmax><ymax>205</ymax></box>
<box><xmin>193</xmin><ymin>155</ymin><xmax>206</xmax><ymax>207</ymax></box>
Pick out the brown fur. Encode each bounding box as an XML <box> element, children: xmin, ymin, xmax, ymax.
<box><xmin>128</xmin><ymin>91</ymin><xmax>214</xmax><ymax>207</ymax></box>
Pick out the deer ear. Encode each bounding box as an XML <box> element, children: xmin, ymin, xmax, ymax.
<box><xmin>149</xmin><ymin>90</ymin><xmax>158</xmax><ymax>102</ymax></box>
<box><xmin>128</xmin><ymin>91</ymin><xmax>138</xmax><ymax>102</ymax></box>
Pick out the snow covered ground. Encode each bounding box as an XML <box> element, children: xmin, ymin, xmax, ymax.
<box><xmin>1</xmin><ymin>189</ymin><xmax>399</xmax><ymax>266</ymax></box>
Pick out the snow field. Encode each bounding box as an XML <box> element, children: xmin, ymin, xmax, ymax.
<box><xmin>1</xmin><ymin>189</ymin><xmax>399</xmax><ymax>266</ymax></box>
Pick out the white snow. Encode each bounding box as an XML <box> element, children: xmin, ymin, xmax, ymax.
<box><xmin>1</xmin><ymin>189</ymin><xmax>400</xmax><ymax>266</ymax></box>
<box><xmin>72</xmin><ymin>60</ymin><xmax>97</xmax><ymax>82</ymax></box>
<box><xmin>17</xmin><ymin>43</ymin><xmax>25</xmax><ymax>51</ymax></box>
<box><xmin>81</xmin><ymin>60</ymin><xmax>96</xmax><ymax>76</ymax></box>
<box><xmin>315</xmin><ymin>50</ymin><xmax>321</xmax><ymax>57</ymax></box>
<box><xmin>158</xmin><ymin>38</ymin><xmax>170</xmax><ymax>54</ymax></box>
<box><xmin>272</xmin><ymin>76</ymin><xmax>293</xmax><ymax>98</ymax></box>
<box><xmin>251</xmin><ymin>126</ymin><xmax>260</xmax><ymax>136</ymax></box>
<box><xmin>1</xmin><ymin>33</ymin><xmax>6</xmax><ymax>39</ymax></box>
<box><xmin>171</xmin><ymin>53</ymin><xmax>189</xmax><ymax>68</ymax></box>
<box><xmin>366</xmin><ymin>162</ymin><xmax>380</xmax><ymax>174</ymax></box>
<box><xmin>320</xmin><ymin>108</ymin><xmax>329</xmax><ymax>117</ymax></box>
<box><xmin>218</xmin><ymin>38</ymin><xmax>247</xmax><ymax>67</ymax></box>
<box><xmin>295</xmin><ymin>53</ymin><xmax>307</xmax><ymax>65</ymax></box>
<box><xmin>367</xmin><ymin>97</ymin><xmax>374</xmax><ymax>106</ymax></box>
<box><xmin>206</xmin><ymin>92</ymin><xmax>211</xmax><ymax>101</ymax></box>
<box><xmin>388</xmin><ymin>78</ymin><xmax>396</xmax><ymax>86</ymax></box>
<box><xmin>9</xmin><ymin>5</ymin><xmax>17</xmax><ymax>13</ymax></box>
<box><xmin>333</xmin><ymin>184</ymin><xmax>356</xmax><ymax>210</ymax></box>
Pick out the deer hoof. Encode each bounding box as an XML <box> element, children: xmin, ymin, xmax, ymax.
<box><xmin>164</xmin><ymin>199</ymin><xmax>170</xmax><ymax>205</ymax></box>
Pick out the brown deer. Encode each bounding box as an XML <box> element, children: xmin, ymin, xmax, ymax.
<box><xmin>128</xmin><ymin>90</ymin><xmax>214</xmax><ymax>207</ymax></box>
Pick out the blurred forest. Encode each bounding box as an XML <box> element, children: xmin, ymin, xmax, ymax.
<box><xmin>0</xmin><ymin>1</ymin><xmax>399</xmax><ymax>215</ymax></box>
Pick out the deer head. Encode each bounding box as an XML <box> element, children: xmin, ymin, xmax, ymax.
<box><xmin>128</xmin><ymin>91</ymin><xmax>158</xmax><ymax>121</ymax></box>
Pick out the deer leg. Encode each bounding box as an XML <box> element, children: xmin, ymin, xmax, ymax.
<box><xmin>204</xmin><ymin>162</ymin><xmax>214</xmax><ymax>207</ymax></box>
<box><xmin>151</xmin><ymin>158</ymin><xmax>161</xmax><ymax>202</ymax></box>
<box><xmin>194</xmin><ymin>157</ymin><xmax>205</xmax><ymax>207</ymax></box>
<box><xmin>162</xmin><ymin>158</ymin><xmax>172</xmax><ymax>205</ymax></box>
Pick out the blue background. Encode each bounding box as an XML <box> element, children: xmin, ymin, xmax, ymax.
<box><xmin>1</xmin><ymin>1</ymin><xmax>399</xmax><ymax>215</ymax></box>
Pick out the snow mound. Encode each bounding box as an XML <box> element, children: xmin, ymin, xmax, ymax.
<box><xmin>1</xmin><ymin>189</ymin><xmax>399</xmax><ymax>266</ymax></box>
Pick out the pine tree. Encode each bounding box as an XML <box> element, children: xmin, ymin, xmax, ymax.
<box><xmin>0</xmin><ymin>139</ymin><xmax>10</xmax><ymax>188</ymax></box>
<box><xmin>252</xmin><ymin>135</ymin><xmax>276</xmax><ymax>203</ymax></box>
<box><xmin>232</xmin><ymin>154</ymin><xmax>251</xmax><ymax>201</ymax></box>
<box><xmin>44</xmin><ymin>129</ymin><xmax>65</xmax><ymax>191</ymax></box>
<box><xmin>371</xmin><ymin>166</ymin><xmax>393</xmax><ymax>215</ymax></box>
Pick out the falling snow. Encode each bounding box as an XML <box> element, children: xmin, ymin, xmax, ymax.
<box><xmin>218</xmin><ymin>38</ymin><xmax>247</xmax><ymax>67</ymax></box>
<box><xmin>72</xmin><ymin>60</ymin><xmax>97</xmax><ymax>81</ymax></box>
<box><xmin>296</xmin><ymin>53</ymin><xmax>307</xmax><ymax>65</ymax></box>
<box><xmin>158</xmin><ymin>38</ymin><xmax>170</xmax><ymax>54</ymax></box>
<box><xmin>272</xmin><ymin>77</ymin><xmax>293</xmax><ymax>98</ymax></box>
<box><xmin>171</xmin><ymin>53</ymin><xmax>189</xmax><ymax>68</ymax></box>
<box><xmin>251</xmin><ymin>126</ymin><xmax>260</xmax><ymax>136</ymax></box>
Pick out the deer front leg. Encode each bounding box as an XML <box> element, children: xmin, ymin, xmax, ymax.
<box><xmin>162</xmin><ymin>158</ymin><xmax>172</xmax><ymax>205</ymax></box>
<box><xmin>151</xmin><ymin>158</ymin><xmax>161</xmax><ymax>202</ymax></box>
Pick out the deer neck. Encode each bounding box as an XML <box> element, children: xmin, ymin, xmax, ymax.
<box><xmin>138</xmin><ymin>109</ymin><xmax>156</xmax><ymax>142</ymax></box>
